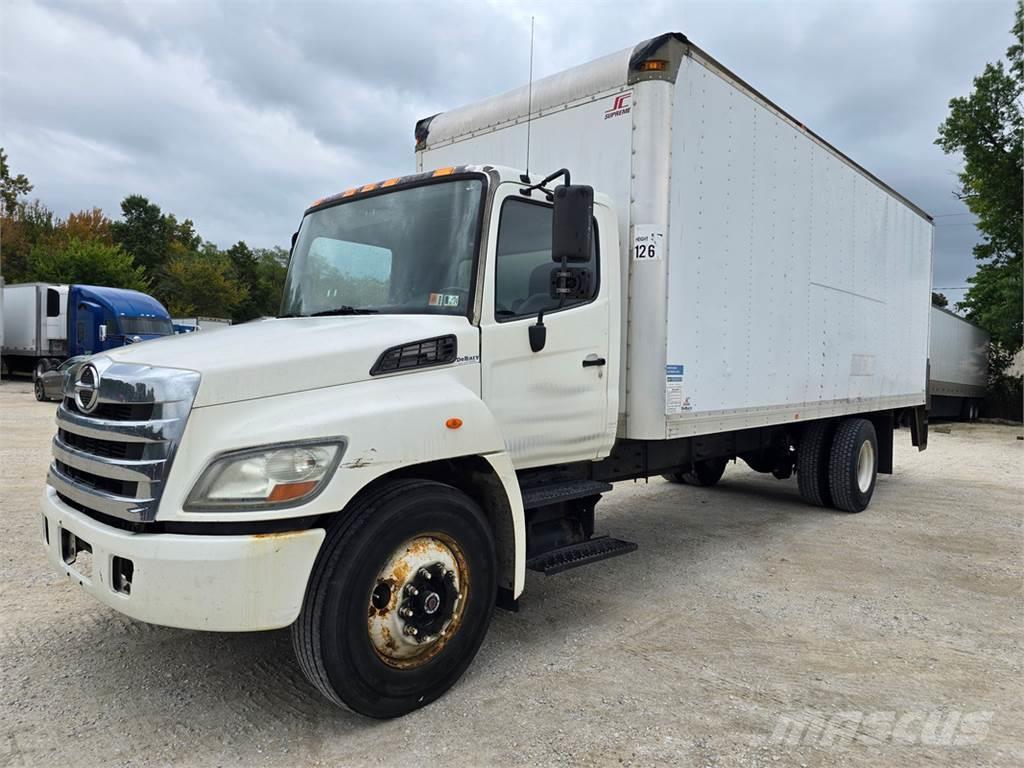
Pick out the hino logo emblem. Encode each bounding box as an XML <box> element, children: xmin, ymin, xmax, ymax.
<box><xmin>74</xmin><ymin>364</ymin><xmax>100</xmax><ymax>414</ymax></box>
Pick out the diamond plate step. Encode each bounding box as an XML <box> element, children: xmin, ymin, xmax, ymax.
<box><xmin>520</xmin><ymin>479</ymin><xmax>613</xmax><ymax>510</ymax></box>
<box><xmin>526</xmin><ymin>536</ymin><xmax>638</xmax><ymax>575</ymax></box>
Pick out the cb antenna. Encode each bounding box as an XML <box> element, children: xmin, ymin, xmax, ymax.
<box><xmin>525</xmin><ymin>16</ymin><xmax>535</xmax><ymax>177</ymax></box>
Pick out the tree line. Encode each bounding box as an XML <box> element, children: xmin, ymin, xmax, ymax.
<box><xmin>0</xmin><ymin>150</ymin><xmax>287</xmax><ymax>323</ymax></box>
<box><xmin>935</xmin><ymin>2</ymin><xmax>1022</xmax><ymax>388</ymax></box>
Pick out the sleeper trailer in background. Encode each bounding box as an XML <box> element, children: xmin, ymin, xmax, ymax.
<box><xmin>929</xmin><ymin>305</ymin><xmax>988</xmax><ymax>420</ymax></box>
<box><xmin>2</xmin><ymin>283</ymin><xmax>174</xmax><ymax>379</ymax></box>
<box><xmin>41</xmin><ymin>32</ymin><xmax>932</xmax><ymax>718</ymax></box>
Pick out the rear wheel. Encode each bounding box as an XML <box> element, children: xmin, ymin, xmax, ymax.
<box><xmin>663</xmin><ymin>457</ymin><xmax>728</xmax><ymax>486</ymax></box>
<box><xmin>292</xmin><ymin>479</ymin><xmax>497</xmax><ymax>718</ymax></box>
<box><xmin>797</xmin><ymin>420</ymin><xmax>835</xmax><ymax>507</ymax></box>
<box><xmin>827</xmin><ymin>418</ymin><xmax>878</xmax><ymax>513</ymax></box>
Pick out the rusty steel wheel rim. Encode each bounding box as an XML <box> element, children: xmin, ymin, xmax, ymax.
<box><xmin>366</xmin><ymin>534</ymin><xmax>468</xmax><ymax>669</ymax></box>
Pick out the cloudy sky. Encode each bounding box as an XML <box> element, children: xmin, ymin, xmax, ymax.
<box><xmin>0</xmin><ymin>0</ymin><xmax>1016</xmax><ymax>306</ymax></box>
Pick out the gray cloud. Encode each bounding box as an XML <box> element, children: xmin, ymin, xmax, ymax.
<box><xmin>1</xmin><ymin>0</ymin><xmax>1015</xmax><ymax>307</ymax></box>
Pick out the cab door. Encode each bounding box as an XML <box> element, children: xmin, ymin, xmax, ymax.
<box><xmin>479</xmin><ymin>184</ymin><xmax>618</xmax><ymax>469</ymax></box>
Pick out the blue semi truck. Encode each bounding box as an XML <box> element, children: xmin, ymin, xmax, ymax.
<box><xmin>0</xmin><ymin>282</ymin><xmax>174</xmax><ymax>378</ymax></box>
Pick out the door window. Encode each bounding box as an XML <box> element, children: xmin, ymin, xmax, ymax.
<box><xmin>494</xmin><ymin>198</ymin><xmax>597</xmax><ymax>320</ymax></box>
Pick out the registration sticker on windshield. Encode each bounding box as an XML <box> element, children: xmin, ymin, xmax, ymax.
<box><xmin>429</xmin><ymin>293</ymin><xmax>460</xmax><ymax>307</ymax></box>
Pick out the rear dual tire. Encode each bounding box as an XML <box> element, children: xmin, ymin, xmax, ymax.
<box><xmin>798</xmin><ymin>418</ymin><xmax>878</xmax><ymax>513</ymax></box>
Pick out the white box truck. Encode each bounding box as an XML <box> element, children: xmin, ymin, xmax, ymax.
<box><xmin>40</xmin><ymin>33</ymin><xmax>932</xmax><ymax>718</ymax></box>
<box><xmin>929</xmin><ymin>305</ymin><xmax>988</xmax><ymax>420</ymax></box>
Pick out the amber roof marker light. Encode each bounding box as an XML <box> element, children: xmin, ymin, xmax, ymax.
<box><xmin>638</xmin><ymin>59</ymin><xmax>668</xmax><ymax>72</ymax></box>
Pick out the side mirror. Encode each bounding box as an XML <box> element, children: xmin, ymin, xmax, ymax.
<box><xmin>98</xmin><ymin>324</ymin><xmax>107</xmax><ymax>342</ymax></box>
<box><xmin>551</xmin><ymin>184</ymin><xmax>594</xmax><ymax>263</ymax></box>
<box><xmin>549</xmin><ymin>265</ymin><xmax>593</xmax><ymax>301</ymax></box>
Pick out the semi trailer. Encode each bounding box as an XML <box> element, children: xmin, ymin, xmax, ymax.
<box><xmin>2</xmin><ymin>282</ymin><xmax>173</xmax><ymax>378</ymax></box>
<box><xmin>40</xmin><ymin>32</ymin><xmax>932</xmax><ymax>718</ymax></box>
<box><xmin>928</xmin><ymin>305</ymin><xmax>988</xmax><ymax>420</ymax></box>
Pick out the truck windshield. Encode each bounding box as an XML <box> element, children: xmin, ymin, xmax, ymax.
<box><xmin>281</xmin><ymin>177</ymin><xmax>485</xmax><ymax>317</ymax></box>
<box><xmin>119</xmin><ymin>316</ymin><xmax>174</xmax><ymax>336</ymax></box>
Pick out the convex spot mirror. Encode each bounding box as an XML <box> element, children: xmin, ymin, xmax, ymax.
<box><xmin>549</xmin><ymin>266</ymin><xmax>593</xmax><ymax>301</ymax></box>
<box><xmin>551</xmin><ymin>184</ymin><xmax>594</xmax><ymax>263</ymax></box>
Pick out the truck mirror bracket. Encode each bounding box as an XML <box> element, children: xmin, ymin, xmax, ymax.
<box><xmin>529</xmin><ymin>311</ymin><xmax>546</xmax><ymax>353</ymax></box>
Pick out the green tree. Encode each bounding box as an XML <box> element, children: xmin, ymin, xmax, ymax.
<box><xmin>158</xmin><ymin>249</ymin><xmax>248</xmax><ymax>317</ymax></box>
<box><xmin>0</xmin><ymin>147</ymin><xmax>32</xmax><ymax>216</ymax></box>
<box><xmin>109</xmin><ymin>195</ymin><xmax>171</xmax><ymax>275</ymax></box>
<box><xmin>1</xmin><ymin>199</ymin><xmax>55</xmax><ymax>282</ymax></box>
<box><xmin>28</xmin><ymin>237</ymin><xmax>149</xmax><ymax>291</ymax></box>
<box><xmin>252</xmin><ymin>246</ymin><xmax>289</xmax><ymax>317</ymax></box>
<box><xmin>110</xmin><ymin>195</ymin><xmax>202</xmax><ymax>277</ymax></box>
<box><xmin>223</xmin><ymin>242</ymin><xmax>288</xmax><ymax>321</ymax></box>
<box><xmin>936</xmin><ymin>3</ymin><xmax>1023</xmax><ymax>357</ymax></box>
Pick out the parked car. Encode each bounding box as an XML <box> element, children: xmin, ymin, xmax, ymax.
<box><xmin>34</xmin><ymin>356</ymin><xmax>87</xmax><ymax>402</ymax></box>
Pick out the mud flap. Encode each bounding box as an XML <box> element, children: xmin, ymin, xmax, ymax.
<box><xmin>910</xmin><ymin>405</ymin><xmax>928</xmax><ymax>451</ymax></box>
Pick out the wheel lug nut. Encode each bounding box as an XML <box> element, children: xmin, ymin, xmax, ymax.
<box><xmin>404</xmin><ymin>625</ymin><xmax>418</xmax><ymax>636</ymax></box>
<box><xmin>418</xmin><ymin>568</ymin><xmax>432</xmax><ymax>580</ymax></box>
<box><xmin>405</xmin><ymin>585</ymin><xmax>419</xmax><ymax>597</ymax></box>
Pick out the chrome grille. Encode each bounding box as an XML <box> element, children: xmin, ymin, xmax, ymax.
<box><xmin>47</xmin><ymin>359</ymin><xmax>200</xmax><ymax>523</ymax></box>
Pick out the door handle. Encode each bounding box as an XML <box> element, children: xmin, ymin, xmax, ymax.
<box><xmin>582</xmin><ymin>355</ymin><xmax>606</xmax><ymax>368</ymax></box>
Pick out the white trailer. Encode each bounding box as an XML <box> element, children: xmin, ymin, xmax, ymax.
<box><xmin>929</xmin><ymin>305</ymin><xmax>988</xmax><ymax>419</ymax></box>
<box><xmin>1</xmin><ymin>283</ymin><xmax>69</xmax><ymax>376</ymax></box>
<box><xmin>39</xmin><ymin>32</ymin><xmax>933</xmax><ymax>718</ymax></box>
<box><xmin>0</xmin><ymin>276</ymin><xmax>4</xmax><ymax>378</ymax></box>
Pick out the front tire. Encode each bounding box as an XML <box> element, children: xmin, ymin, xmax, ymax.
<box><xmin>828</xmin><ymin>418</ymin><xmax>878</xmax><ymax>513</ymax></box>
<box><xmin>292</xmin><ymin>479</ymin><xmax>497</xmax><ymax>718</ymax></box>
<box><xmin>34</xmin><ymin>379</ymin><xmax>46</xmax><ymax>401</ymax></box>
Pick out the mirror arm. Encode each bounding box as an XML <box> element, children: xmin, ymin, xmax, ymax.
<box><xmin>520</xmin><ymin>168</ymin><xmax>571</xmax><ymax>197</ymax></box>
<box><xmin>529</xmin><ymin>309</ymin><xmax>547</xmax><ymax>353</ymax></box>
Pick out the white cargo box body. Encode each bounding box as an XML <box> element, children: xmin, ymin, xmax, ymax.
<box><xmin>1</xmin><ymin>283</ymin><xmax>69</xmax><ymax>357</ymax></box>
<box><xmin>418</xmin><ymin>33</ymin><xmax>933</xmax><ymax>441</ymax></box>
<box><xmin>929</xmin><ymin>306</ymin><xmax>988</xmax><ymax>398</ymax></box>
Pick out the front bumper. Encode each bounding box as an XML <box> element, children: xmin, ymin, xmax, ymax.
<box><xmin>41</xmin><ymin>487</ymin><xmax>325</xmax><ymax>631</ymax></box>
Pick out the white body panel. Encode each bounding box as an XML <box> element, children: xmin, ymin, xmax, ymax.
<box><xmin>419</xmin><ymin>39</ymin><xmax>933</xmax><ymax>442</ymax></box>
<box><xmin>929</xmin><ymin>306</ymin><xmax>989</xmax><ymax>398</ymax></box>
<box><xmin>41</xmin><ymin>486</ymin><xmax>324</xmax><ymax>631</ymax></box>
<box><xmin>477</xmin><ymin>185</ymin><xmax>621</xmax><ymax>468</ymax></box>
<box><xmin>1</xmin><ymin>283</ymin><xmax>68</xmax><ymax>356</ymax></box>
<box><xmin>663</xmin><ymin>57</ymin><xmax>932</xmax><ymax>438</ymax></box>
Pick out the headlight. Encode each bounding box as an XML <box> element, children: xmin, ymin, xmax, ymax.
<box><xmin>185</xmin><ymin>440</ymin><xmax>344</xmax><ymax>511</ymax></box>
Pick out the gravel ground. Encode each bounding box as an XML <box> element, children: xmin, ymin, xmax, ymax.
<box><xmin>1</xmin><ymin>378</ymin><xmax>1021</xmax><ymax>767</ymax></box>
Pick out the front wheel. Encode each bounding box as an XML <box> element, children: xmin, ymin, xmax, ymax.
<box><xmin>34</xmin><ymin>379</ymin><xmax>46</xmax><ymax>401</ymax></box>
<box><xmin>292</xmin><ymin>479</ymin><xmax>497</xmax><ymax>718</ymax></box>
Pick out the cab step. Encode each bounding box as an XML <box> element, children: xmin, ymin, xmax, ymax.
<box><xmin>526</xmin><ymin>536</ymin><xmax>637</xmax><ymax>575</ymax></box>
<box><xmin>520</xmin><ymin>479</ymin><xmax>613</xmax><ymax>510</ymax></box>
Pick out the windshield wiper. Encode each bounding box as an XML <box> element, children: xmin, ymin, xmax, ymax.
<box><xmin>308</xmin><ymin>305</ymin><xmax>380</xmax><ymax>317</ymax></box>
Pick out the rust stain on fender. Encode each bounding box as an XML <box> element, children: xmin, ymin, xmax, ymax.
<box><xmin>251</xmin><ymin>530</ymin><xmax>308</xmax><ymax>541</ymax></box>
